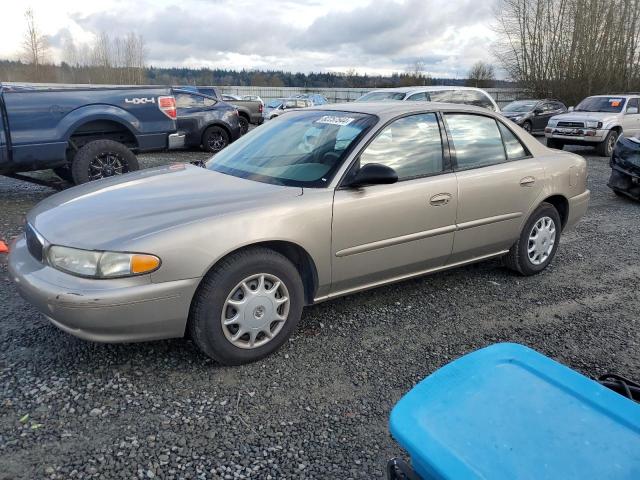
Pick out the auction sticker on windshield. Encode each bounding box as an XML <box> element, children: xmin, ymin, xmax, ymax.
<box><xmin>609</xmin><ymin>98</ymin><xmax>623</xmax><ymax>107</ymax></box>
<box><xmin>315</xmin><ymin>115</ymin><xmax>355</xmax><ymax>126</ymax></box>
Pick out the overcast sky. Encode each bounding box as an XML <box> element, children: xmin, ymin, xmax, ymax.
<box><xmin>1</xmin><ymin>0</ymin><xmax>499</xmax><ymax>78</ymax></box>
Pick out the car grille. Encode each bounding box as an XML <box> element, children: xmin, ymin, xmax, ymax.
<box><xmin>557</xmin><ymin>121</ymin><xmax>584</xmax><ymax>128</ymax></box>
<box><xmin>25</xmin><ymin>223</ymin><xmax>44</xmax><ymax>262</ymax></box>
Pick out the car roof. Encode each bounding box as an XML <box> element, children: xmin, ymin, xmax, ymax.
<box><xmin>309</xmin><ymin>101</ymin><xmax>497</xmax><ymax>119</ymax></box>
<box><xmin>364</xmin><ymin>85</ymin><xmax>491</xmax><ymax>94</ymax></box>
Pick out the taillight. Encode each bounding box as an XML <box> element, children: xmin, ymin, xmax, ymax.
<box><xmin>258</xmin><ymin>104</ymin><xmax>263</xmax><ymax>113</ymax></box>
<box><xmin>158</xmin><ymin>96</ymin><xmax>177</xmax><ymax>119</ymax></box>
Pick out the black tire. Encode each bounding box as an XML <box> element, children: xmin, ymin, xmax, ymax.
<box><xmin>522</xmin><ymin>121</ymin><xmax>532</xmax><ymax>134</ymax></box>
<box><xmin>238</xmin><ymin>116</ymin><xmax>249</xmax><ymax>135</ymax></box>
<box><xmin>202</xmin><ymin>126</ymin><xmax>229</xmax><ymax>153</ymax></box>
<box><xmin>71</xmin><ymin>140</ymin><xmax>139</xmax><ymax>185</ymax></box>
<box><xmin>53</xmin><ymin>166</ymin><xmax>73</xmax><ymax>183</ymax></box>
<box><xmin>546</xmin><ymin>138</ymin><xmax>564</xmax><ymax>150</ymax></box>
<box><xmin>503</xmin><ymin>202</ymin><xmax>562</xmax><ymax>276</ymax></box>
<box><xmin>188</xmin><ymin>247</ymin><xmax>304</xmax><ymax>365</ymax></box>
<box><xmin>596</xmin><ymin>130</ymin><xmax>618</xmax><ymax>157</ymax></box>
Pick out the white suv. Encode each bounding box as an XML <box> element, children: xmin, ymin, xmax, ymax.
<box><xmin>545</xmin><ymin>94</ymin><xmax>640</xmax><ymax>157</ymax></box>
<box><xmin>355</xmin><ymin>86</ymin><xmax>500</xmax><ymax>112</ymax></box>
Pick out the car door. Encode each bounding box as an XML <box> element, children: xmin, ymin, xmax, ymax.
<box><xmin>331</xmin><ymin>112</ymin><xmax>457</xmax><ymax>294</ymax></box>
<box><xmin>623</xmin><ymin>98</ymin><xmax>640</xmax><ymax>137</ymax></box>
<box><xmin>443</xmin><ymin>113</ymin><xmax>545</xmax><ymax>263</ymax></box>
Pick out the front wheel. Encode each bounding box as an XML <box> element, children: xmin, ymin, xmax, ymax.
<box><xmin>202</xmin><ymin>126</ymin><xmax>229</xmax><ymax>153</ymax></box>
<box><xmin>596</xmin><ymin>130</ymin><xmax>618</xmax><ymax>157</ymax></box>
<box><xmin>503</xmin><ymin>202</ymin><xmax>561</xmax><ymax>275</ymax></box>
<box><xmin>238</xmin><ymin>116</ymin><xmax>249</xmax><ymax>135</ymax></box>
<box><xmin>188</xmin><ymin>248</ymin><xmax>304</xmax><ymax>365</ymax></box>
<box><xmin>71</xmin><ymin>140</ymin><xmax>139</xmax><ymax>185</ymax></box>
<box><xmin>522</xmin><ymin>121</ymin><xmax>532</xmax><ymax>134</ymax></box>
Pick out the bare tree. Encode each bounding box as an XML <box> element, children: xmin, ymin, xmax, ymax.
<box><xmin>467</xmin><ymin>61</ymin><xmax>495</xmax><ymax>88</ymax></box>
<box><xmin>494</xmin><ymin>0</ymin><xmax>640</xmax><ymax>104</ymax></box>
<box><xmin>21</xmin><ymin>8</ymin><xmax>50</xmax><ymax>80</ymax></box>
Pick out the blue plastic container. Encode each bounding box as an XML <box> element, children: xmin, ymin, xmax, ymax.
<box><xmin>389</xmin><ymin>343</ymin><xmax>640</xmax><ymax>480</ymax></box>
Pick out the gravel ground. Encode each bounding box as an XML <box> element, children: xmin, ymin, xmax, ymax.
<box><xmin>1</xmin><ymin>141</ymin><xmax>639</xmax><ymax>479</ymax></box>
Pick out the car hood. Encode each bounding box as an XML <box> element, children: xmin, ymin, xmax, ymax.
<box><xmin>551</xmin><ymin>111</ymin><xmax>619</xmax><ymax>123</ymax></box>
<box><xmin>28</xmin><ymin>164</ymin><xmax>302</xmax><ymax>250</ymax></box>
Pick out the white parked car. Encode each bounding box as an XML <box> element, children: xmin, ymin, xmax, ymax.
<box><xmin>355</xmin><ymin>86</ymin><xmax>500</xmax><ymax>112</ymax></box>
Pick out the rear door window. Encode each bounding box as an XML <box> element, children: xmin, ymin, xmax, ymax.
<box><xmin>444</xmin><ymin>113</ymin><xmax>506</xmax><ymax>169</ymax></box>
<box><xmin>462</xmin><ymin>90</ymin><xmax>495</xmax><ymax>110</ymax></box>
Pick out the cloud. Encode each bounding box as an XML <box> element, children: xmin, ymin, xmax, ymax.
<box><xmin>43</xmin><ymin>0</ymin><xmax>498</xmax><ymax>76</ymax></box>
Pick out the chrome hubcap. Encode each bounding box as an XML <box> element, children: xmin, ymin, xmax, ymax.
<box><xmin>528</xmin><ymin>216</ymin><xmax>556</xmax><ymax>265</ymax></box>
<box><xmin>221</xmin><ymin>273</ymin><xmax>290</xmax><ymax>349</ymax></box>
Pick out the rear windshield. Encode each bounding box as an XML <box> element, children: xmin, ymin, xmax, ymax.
<box><xmin>356</xmin><ymin>91</ymin><xmax>406</xmax><ymax>102</ymax></box>
<box><xmin>575</xmin><ymin>97</ymin><xmax>627</xmax><ymax>113</ymax></box>
<box><xmin>207</xmin><ymin>110</ymin><xmax>376</xmax><ymax>187</ymax></box>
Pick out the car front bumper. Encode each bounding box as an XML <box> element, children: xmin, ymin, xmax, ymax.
<box><xmin>8</xmin><ymin>236</ymin><xmax>200</xmax><ymax>343</ymax></box>
<box><xmin>545</xmin><ymin>128</ymin><xmax>607</xmax><ymax>144</ymax></box>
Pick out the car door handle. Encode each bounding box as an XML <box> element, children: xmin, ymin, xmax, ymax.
<box><xmin>429</xmin><ymin>193</ymin><xmax>452</xmax><ymax>206</ymax></box>
<box><xmin>520</xmin><ymin>176</ymin><xmax>536</xmax><ymax>187</ymax></box>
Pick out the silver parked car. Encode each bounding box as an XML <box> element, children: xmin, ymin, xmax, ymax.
<box><xmin>9</xmin><ymin>102</ymin><xmax>590</xmax><ymax>365</ymax></box>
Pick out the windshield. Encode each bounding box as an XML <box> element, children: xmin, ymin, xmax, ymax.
<box><xmin>356</xmin><ymin>91</ymin><xmax>406</xmax><ymax>102</ymax></box>
<box><xmin>503</xmin><ymin>101</ymin><xmax>537</xmax><ymax>112</ymax></box>
<box><xmin>575</xmin><ymin>96</ymin><xmax>626</xmax><ymax>113</ymax></box>
<box><xmin>207</xmin><ymin>110</ymin><xmax>376</xmax><ymax>187</ymax></box>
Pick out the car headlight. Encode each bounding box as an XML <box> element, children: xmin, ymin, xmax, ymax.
<box><xmin>47</xmin><ymin>245</ymin><xmax>160</xmax><ymax>278</ymax></box>
<box><xmin>585</xmin><ymin>121</ymin><xmax>602</xmax><ymax>129</ymax></box>
<box><xmin>512</xmin><ymin>116</ymin><xmax>522</xmax><ymax>121</ymax></box>
<box><xmin>548</xmin><ymin>120</ymin><xmax>557</xmax><ymax>127</ymax></box>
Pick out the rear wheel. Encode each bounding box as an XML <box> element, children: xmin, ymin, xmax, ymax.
<box><xmin>71</xmin><ymin>140</ymin><xmax>139</xmax><ymax>185</ymax></box>
<box><xmin>596</xmin><ymin>130</ymin><xmax>618</xmax><ymax>157</ymax></box>
<box><xmin>546</xmin><ymin>138</ymin><xmax>564</xmax><ymax>150</ymax></box>
<box><xmin>188</xmin><ymin>247</ymin><xmax>304</xmax><ymax>365</ymax></box>
<box><xmin>202</xmin><ymin>126</ymin><xmax>229</xmax><ymax>153</ymax></box>
<box><xmin>504</xmin><ymin>202</ymin><xmax>561</xmax><ymax>276</ymax></box>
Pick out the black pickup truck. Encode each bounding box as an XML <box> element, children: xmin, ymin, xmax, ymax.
<box><xmin>0</xmin><ymin>84</ymin><xmax>183</xmax><ymax>184</ymax></box>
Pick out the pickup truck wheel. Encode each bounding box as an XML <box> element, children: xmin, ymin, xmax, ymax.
<box><xmin>202</xmin><ymin>126</ymin><xmax>229</xmax><ymax>153</ymax></box>
<box><xmin>503</xmin><ymin>202</ymin><xmax>561</xmax><ymax>276</ymax></box>
<box><xmin>71</xmin><ymin>140</ymin><xmax>139</xmax><ymax>185</ymax></box>
<box><xmin>188</xmin><ymin>247</ymin><xmax>304</xmax><ymax>365</ymax></box>
<box><xmin>596</xmin><ymin>130</ymin><xmax>618</xmax><ymax>157</ymax></box>
<box><xmin>238</xmin><ymin>116</ymin><xmax>249</xmax><ymax>135</ymax></box>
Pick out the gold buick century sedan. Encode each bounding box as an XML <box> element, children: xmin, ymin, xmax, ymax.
<box><xmin>9</xmin><ymin>102</ymin><xmax>590</xmax><ymax>364</ymax></box>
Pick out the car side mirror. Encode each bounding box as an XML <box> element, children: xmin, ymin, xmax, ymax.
<box><xmin>533</xmin><ymin>108</ymin><xmax>543</xmax><ymax>115</ymax></box>
<box><xmin>568</xmin><ymin>106</ymin><xmax>574</xmax><ymax>112</ymax></box>
<box><xmin>627</xmin><ymin>107</ymin><xmax>639</xmax><ymax>114</ymax></box>
<box><xmin>347</xmin><ymin>163</ymin><xmax>398</xmax><ymax>188</ymax></box>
